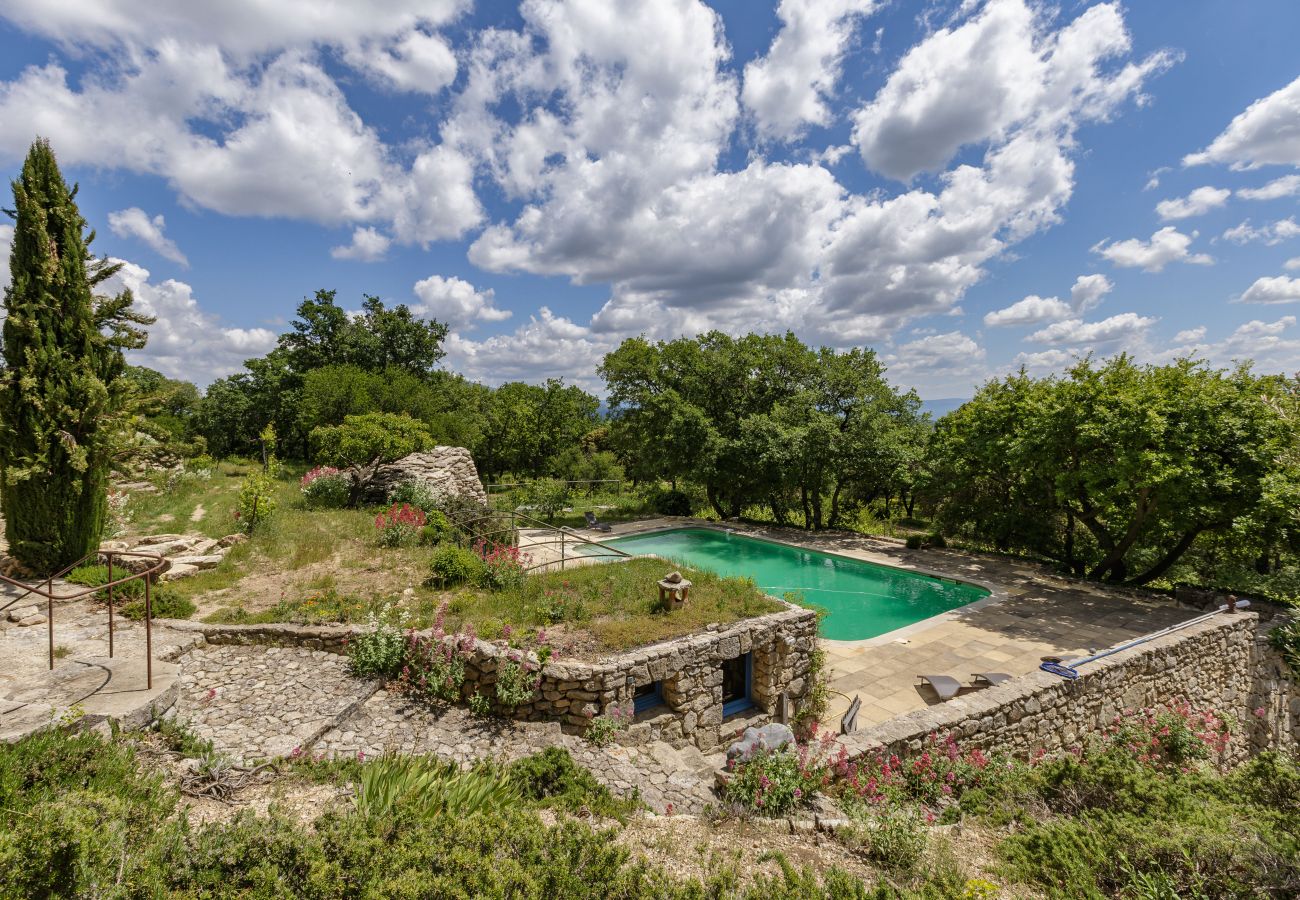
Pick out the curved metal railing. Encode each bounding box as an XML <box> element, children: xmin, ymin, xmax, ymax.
<box><xmin>0</xmin><ymin>549</ymin><xmax>168</xmax><ymax>687</ymax></box>
<box><xmin>447</xmin><ymin>509</ymin><xmax>632</xmax><ymax>573</ymax></box>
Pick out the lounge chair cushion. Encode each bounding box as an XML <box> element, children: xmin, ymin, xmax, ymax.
<box><xmin>917</xmin><ymin>674</ymin><xmax>962</xmax><ymax>701</ymax></box>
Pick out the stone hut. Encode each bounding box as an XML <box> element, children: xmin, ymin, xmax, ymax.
<box><xmin>370</xmin><ymin>446</ymin><xmax>488</xmax><ymax>506</ymax></box>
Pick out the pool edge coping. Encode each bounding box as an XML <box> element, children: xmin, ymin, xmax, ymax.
<box><xmin>599</xmin><ymin>518</ymin><xmax>1012</xmax><ymax>650</ymax></box>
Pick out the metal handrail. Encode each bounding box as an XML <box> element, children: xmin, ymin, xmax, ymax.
<box><xmin>447</xmin><ymin>508</ymin><xmax>632</xmax><ymax>573</ymax></box>
<box><xmin>0</xmin><ymin>549</ymin><xmax>168</xmax><ymax>687</ymax></box>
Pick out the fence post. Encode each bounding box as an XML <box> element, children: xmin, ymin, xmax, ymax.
<box><xmin>107</xmin><ymin>555</ymin><xmax>115</xmax><ymax>659</ymax></box>
<box><xmin>144</xmin><ymin>574</ymin><xmax>153</xmax><ymax>690</ymax></box>
<box><xmin>560</xmin><ymin>529</ymin><xmax>566</xmax><ymax>572</ymax></box>
<box><xmin>46</xmin><ymin>571</ymin><xmax>54</xmax><ymax>671</ymax></box>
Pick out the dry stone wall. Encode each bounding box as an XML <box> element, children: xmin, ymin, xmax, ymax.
<box><xmin>164</xmin><ymin>602</ymin><xmax>820</xmax><ymax>752</ymax></box>
<box><xmin>370</xmin><ymin>447</ymin><xmax>488</xmax><ymax>506</ymax></box>
<box><xmin>838</xmin><ymin>611</ymin><xmax>1299</xmax><ymax>765</ymax></box>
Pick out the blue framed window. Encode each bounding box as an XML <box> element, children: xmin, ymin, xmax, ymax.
<box><xmin>721</xmin><ymin>652</ymin><xmax>754</xmax><ymax>717</ymax></box>
<box><xmin>633</xmin><ymin>681</ymin><xmax>663</xmax><ymax>715</ymax></box>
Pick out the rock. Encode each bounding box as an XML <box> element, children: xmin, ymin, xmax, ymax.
<box><xmin>159</xmin><ymin>563</ymin><xmax>199</xmax><ymax>582</ymax></box>
<box><xmin>134</xmin><ymin>533</ymin><xmax>191</xmax><ymax>546</ymax></box>
<box><xmin>368</xmin><ymin>447</ymin><xmax>489</xmax><ymax>506</ymax></box>
<box><xmin>217</xmin><ymin>534</ymin><xmax>248</xmax><ymax>549</ymax></box>
<box><xmin>169</xmin><ymin>554</ymin><xmax>224</xmax><ymax>570</ymax></box>
<box><xmin>725</xmin><ymin>723</ymin><xmax>795</xmax><ymax>764</ymax></box>
<box><xmin>17</xmin><ymin>613</ymin><xmax>47</xmax><ymax>626</ymax></box>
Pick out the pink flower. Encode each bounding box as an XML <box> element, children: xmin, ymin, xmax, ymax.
<box><xmin>1254</xmin><ymin>707</ymin><xmax>1266</xmax><ymax>718</ymax></box>
<box><xmin>357</xmin><ymin>750</ymin><xmax>366</xmax><ymax>761</ymax></box>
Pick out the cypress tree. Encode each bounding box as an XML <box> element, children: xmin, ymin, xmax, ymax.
<box><xmin>0</xmin><ymin>139</ymin><xmax>152</xmax><ymax>573</ymax></box>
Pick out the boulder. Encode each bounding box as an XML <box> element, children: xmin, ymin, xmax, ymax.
<box><xmin>168</xmin><ymin>554</ymin><xmax>223</xmax><ymax>570</ymax></box>
<box><xmin>216</xmin><ymin>533</ymin><xmax>248</xmax><ymax>549</ymax></box>
<box><xmin>158</xmin><ymin>563</ymin><xmax>199</xmax><ymax>582</ymax></box>
<box><xmin>725</xmin><ymin>723</ymin><xmax>795</xmax><ymax>764</ymax></box>
<box><xmin>368</xmin><ymin>446</ymin><xmax>489</xmax><ymax>506</ymax></box>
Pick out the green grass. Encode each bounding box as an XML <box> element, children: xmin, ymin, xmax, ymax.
<box><xmin>448</xmin><ymin>557</ymin><xmax>781</xmax><ymax>652</ymax></box>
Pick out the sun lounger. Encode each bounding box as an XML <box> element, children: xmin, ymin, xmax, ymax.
<box><xmin>917</xmin><ymin>674</ymin><xmax>962</xmax><ymax>701</ymax></box>
<box><xmin>972</xmin><ymin>672</ymin><xmax>1011</xmax><ymax>687</ymax></box>
<box><xmin>584</xmin><ymin>511</ymin><xmax>612</xmax><ymax>532</ymax></box>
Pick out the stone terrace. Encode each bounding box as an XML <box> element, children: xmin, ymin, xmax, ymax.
<box><xmin>591</xmin><ymin>519</ymin><xmax>1205</xmax><ymax>730</ymax></box>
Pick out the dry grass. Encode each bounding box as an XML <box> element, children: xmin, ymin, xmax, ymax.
<box><xmin>130</xmin><ymin>464</ymin><xmax>776</xmax><ymax>655</ymax></box>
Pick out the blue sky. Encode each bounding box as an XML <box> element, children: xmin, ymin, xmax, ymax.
<box><xmin>0</xmin><ymin>0</ymin><xmax>1297</xmax><ymax>398</ymax></box>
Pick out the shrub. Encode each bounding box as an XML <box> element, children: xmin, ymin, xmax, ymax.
<box><xmin>64</xmin><ymin>565</ymin><xmax>193</xmax><ymax>619</ymax></box>
<box><xmin>721</xmin><ymin>744</ymin><xmax>829</xmax><ymax>816</ymax></box>
<box><xmin>235</xmin><ymin>467</ymin><xmax>277</xmax><ymax>533</ymax></box>
<box><xmin>507</xmin><ymin>747</ymin><xmax>637</xmax><ymax>820</ymax></box>
<box><xmin>376</xmin><ymin>502</ymin><xmax>427</xmax><ymax>548</ymax></box>
<box><xmin>905</xmin><ymin>534</ymin><xmax>924</xmax><ymax>550</ymax></box>
<box><xmin>519</xmin><ymin>477</ymin><xmax>571</xmax><ymax>522</ymax></box>
<box><xmin>428</xmin><ymin>544</ymin><xmax>484</xmax><ymax>587</ymax></box>
<box><xmin>475</xmin><ymin>540</ymin><xmax>529</xmax><ymax>590</ymax></box>
<box><xmin>651</xmin><ymin>488</ymin><xmax>693</xmax><ymax>517</ymax></box>
<box><xmin>301</xmin><ymin>465</ymin><xmax>350</xmax><ymax>508</ymax></box>
<box><xmin>388</xmin><ymin>480</ymin><xmax>443</xmax><ymax>513</ymax></box>
<box><xmin>584</xmin><ymin>703</ymin><xmax>633</xmax><ymax>747</ymax></box>
<box><xmin>467</xmin><ymin>691</ymin><xmax>492</xmax><ymax>717</ymax></box>
<box><xmin>122</xmin><ymin>590</ymin><xmax>195</xmax><ymax>621</ymax></box>
<box><xmin>928</xmin><ymin>532</ymin><xmax>948</xmax><ymax>548</ymax></box>
<box><xmin>419</xmin><ymin>510</ymin><xmax>453</xmax><ymax>546</ymax></box>
<box><xmin>1269</xmin><ymin>619</ymin><xmax>1300</xmax><ymax>679</ymax></box>
<box><xmin>348</xmin><ymin>608</ymin><xmax>407</xmax><ymax>679</ymax></box>
<box><xmin>848</xmin><ymin>802</ymin><xmax>927</xmax><ymax>872</ymax></box>
<box><xmin>352</xmin><ymin>754</ymin><xmax>518</xmax><ymax>825</ymax></box>
<box><xmin>395</xmin><ymin>607</ymin><xmax>474</xmax><ymax>704</ymax></box>
<box><xmin>494</xmin><ymin>653</ymin><xmax>540</xmax><ymax>707</ymax></box>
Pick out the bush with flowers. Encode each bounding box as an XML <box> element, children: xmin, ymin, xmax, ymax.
<box><xmin>494</xmin><ymin>651</ymin><xmax>540</xmax><ymax>707</ymax></box>
<box><xmin>394</xmin><ymin>601</ymin><xmax>475</xmax><ymax>704</ymax></box>
<box><xmin>427</xmin><ymin>543</ymin><xmax>485</xmax><ymax>586</ymax></box>
<box><xmin>474</xmin><ymin>539</ymin><xmax>529</xmax><ymax>590</ymax></box>
<box><xmin>376</xmin><ymin>502</ymin><xmax>427</xmax><ymax>547</ymax></box>
<box><xmin>346</xmin><ymin>604</ymin><xmax>407</xmax><ymax>679</ymax></box>
<box><xmin>301</xmin><ymin>465</ymin><xmax>350</xmax><ymax>508</ymax></box>
<box><xmin>584</xmin><ymin>703</ymin><xmax>633</xmax><ymax>747</ymax></box>
<box><xmin>720</xmin><ymin>735</ymin><xmax>835</xmax><ymax>816</ymax></box>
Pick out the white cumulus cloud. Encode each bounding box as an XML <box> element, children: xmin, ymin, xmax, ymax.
<box><xmin>1185</xmin><ymin>75</ymin><xmax>1300</xmax><ymax>169</ymax></box>
<box><xmin>411</xmin><ymin>275</ymin><xmax>511</xmax><ymax>329</ymax></box>
<box><xmin>330</xmin><ymin>226</ymin><xmax>392</xmax><ymax>262</ymax></box>
<box><xmin>1222</xmin><ymin>218</ymin><xmax>1300</xmax><ymax>246</ymax></box>
<box><xmin>1154</xmin><ymin>185</ymin><xmax>1229</xmax><ymax>220</ymax></box>
<box><xmin>1070</xmin><ymin>273</ymin><xmax>1113</xmax><ymax>311</ymax></box>
<box><xmin>984</xmin><ymin>294</ymin><xmax>1073</xmax><ymax>327</ymax></box>
<box><xmin>104</xmin><ymin>259</ymin><xmax>277</xmax><ymax>384</ymax></box>
<box><xmin>1028</xmin><ymin>311</ymin><xmax>1157</xmax><ymax>345</ymax></box>
<box><xmin>1237</xmin><ymin>174</ymin><xmax>1300</xmax><ymax>201</ymax></box>
<box><xmin>742</xmin><ymin>0</ymin><xmax>879</xmax><ymax>140</ymax></box>
<box><xmin>107</xmin><ymin>207</ymin><xmax>188</xmax><ymax>267</ymax></box>
<box><xmin>1238</xmin><ymin>275</ymin><xmax>1300</xmax><ymax>305</ymax></box>
<box><xmin>1092</xmin><ymin>226</ymin><xmax>1212</xmax><ymax>271</ymax></box>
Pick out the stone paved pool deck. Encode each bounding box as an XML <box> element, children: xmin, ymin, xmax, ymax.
<box><xmin>589</xmin><ymin>518</ymin><xmax>1203</xmax><ymax>731</ymax></box>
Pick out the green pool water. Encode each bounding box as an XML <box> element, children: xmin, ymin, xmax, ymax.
<box><xmin>603</xmin><ymin>528</ymin><xmax>989</xmax><ymax>641</ymax></box>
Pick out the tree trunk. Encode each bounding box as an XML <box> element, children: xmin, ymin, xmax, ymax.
<box><xmin>828</xmin><ymin>482</ymin><xmax>844</xmax><ymax>529</ymax></box>
<box><xmin>1085</xmin><ymin>488</ymin><xmax>1154</xmax><ymax>582</ymax></box>
<box><xmin>1126</xmin><ymin>526</ymin><xmax>1206</xmax><ymax>586</ymax></box>
<box><xmin>768</xmin><ymin>494</ymin><xmax>788</xmax><ymax>527</ymax></box>
<box><xmin>800</xmin><ymin>485</ymin><xmax>812</xmax><ymax>530</ymax></box>
<box><xmin>706</xmin><ymin>483</ymin><xmax>726</xmax><ymax>518</ymax></box>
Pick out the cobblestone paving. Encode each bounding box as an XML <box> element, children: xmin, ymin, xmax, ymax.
<box><xmin>173</xmin><ymin>645</ymin><xmax>377</xmax><ymax>763</ymax></box>
<box><xmin>317</xmin><ymin>690</ymin><xmax>721</xmax><ymax>814</ymax></box>
<box><xmin>171</xmin><ymin>644</ymin><xmax>721</xmax><ymax>813</ymax></box>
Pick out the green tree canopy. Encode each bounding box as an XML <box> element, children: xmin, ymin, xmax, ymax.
<box><xmin>927</xmin><ymin>356</ymin><xmax>1293</xmax><ymax>585</ymax></box>
<box><xmin>0</xmin><ymin>139</ymin><xmax>153</xmax><ymax>572</ymax></box>
<box><xmin>599</xmin><ymin>332</ymin><xmax>926</xmax><ymax>527</ymax></box>
<box><xmin>310</xmin><ymin>412</ymin><xmax>434</xmax><ymax>506</ymax></box>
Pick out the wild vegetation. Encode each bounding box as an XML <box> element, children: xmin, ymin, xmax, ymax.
<box><xmin>0</xmin><ymin>140</ymin><xmax>154</xmax><ymax>572</ymax></box>
<box><xmin>5</xmin><ymin>705</ymin><xmax>1293</xmax><ymax>899</ymax></box>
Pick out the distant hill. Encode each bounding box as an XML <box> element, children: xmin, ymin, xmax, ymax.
<box><xmin>920</xmin><ymin>397</ymin><xmax>968</xmax><ymax>419</ymax></box>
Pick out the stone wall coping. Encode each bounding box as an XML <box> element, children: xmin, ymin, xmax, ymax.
<box><xmin>158</xmin><ymin>599</ymin><xmax>817</xmax><ymax>679</ymax></box>
<box><xmin>837</xmin><ymin>611</ymin><xmax>1259</xmax><ymax>758</ymax></box>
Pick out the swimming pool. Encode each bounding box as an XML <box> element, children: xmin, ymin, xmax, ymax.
<box><xmin>603</xmin><ymin>527</ymin><xmax>989</xmax><ymax>641</ymax></box>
